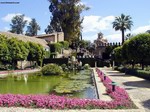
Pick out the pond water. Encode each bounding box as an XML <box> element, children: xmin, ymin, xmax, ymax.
<box><xmin>0</xmin><ymin>70</ymin><xmax>97</xmax><ymax>99</ymax></box>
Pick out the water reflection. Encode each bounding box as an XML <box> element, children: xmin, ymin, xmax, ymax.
<box><xmin>0</xmin><ymin>70</ymin><xmax>98</xmax><ymax>99</ymax></box>
<box><xmin>23</xmin><ymin>74</ymin><xmax>28</xmax><ymax>84</ymax></box>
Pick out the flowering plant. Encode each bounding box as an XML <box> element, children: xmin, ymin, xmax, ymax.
<box><xmin>95</xmin><ymin>68</ymin><xmax>134</xmax><ymax>108</ymax></box>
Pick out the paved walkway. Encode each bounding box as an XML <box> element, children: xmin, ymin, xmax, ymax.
<box><xmin>100</xmin><ymin>67</ymin><xmax>150</xmax><ymax>112</ymax></box>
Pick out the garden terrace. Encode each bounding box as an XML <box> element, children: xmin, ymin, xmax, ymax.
<box><xmin>0</xmin><ymin>68</ymin><xmax>143</xmax><ymax>111</ymax></box>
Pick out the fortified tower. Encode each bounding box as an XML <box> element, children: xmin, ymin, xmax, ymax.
<box><xmin>94</xmin><ymin>32</ymin><xmax>108</xmax><ymax>58</ymax></box>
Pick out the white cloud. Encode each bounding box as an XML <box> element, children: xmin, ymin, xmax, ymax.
<box><xmin>132</xmin><ymin>25</ymin><xmax>150</xmax><ymax>34</ymax></box>
<box><xmin>82</xmin><ymin>15</ymin><xmax>116</xmax><ymax>43</ymax></box>
<box><xmin>82</xmin><ymin>15</ymin><xmax>115</xmax><ymax>33</ymax></box>
<box><xmin>104</xmin><ymin>25</ymin><xmax>150</xmax><ymax>43</ymax></box>
<box><xmin>2</xmin><ymin>13</ymin><xmax>31</xmax><ymax>23</ymax></box>
<box><xmin>83</xmin><ymin>34</ymin><xmax>97</xmax><ymax>42</ymax></box>
<box><xmin>41</xmin><ymin>32</ymin><xmax>46</xmax><ymax>34</ymax></box>
<box><xmin>83</xmin><ymin>33</ymin><xmax>122</xmax><ymax>43</ymax></box>
<box><xmin>82</xmin><ymin>15</ymin><xmax>150</xmax><ymax>43</ymax></box>
<box><xmin>24</xmin><ymin>16</ymin><xmax>32</xmax><ymax>23</ymax></box>
<box><xmin>105</xmin><ymin>33</ymin><xmax>121</xmax><ymax>43</ymax></box>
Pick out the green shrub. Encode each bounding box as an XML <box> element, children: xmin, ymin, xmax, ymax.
<box><xmin>136</xmin><ymin>70</ymin><xmax>150</xmax><ymax>80</ymax></box>
<box><xmin>49</xmin><ymin>43</ymin><xmax>62</xmax><ymax>53</ymax></box>
<box><xmin>45</xmin><ymin>51</ymin><xmax>50</xmax><ymax>59</ymax></box>
<box><xmin>61</xmin><ymin>64</ymin><xmax>67</xmax><ymax>71</ymax></box>
<box><xmin>116</xmin><ymin>66</ymin><xmax>150</xmax><ymax>80</ymax></box>
<box><xmin>59</xmin><ymin>41</ymin><xmax>69</xmax><ymax>49</ymax></box>
<box><xmin>145</xmin><ymin>66</ymin><xmax>150</xmax><ymax>71</ymax></box>
<box><xmin>41</xmin><ymin>64</ymin><xmax>63</xmax><ymax>75</ymax></box>
<box><xmin>84</xmin><ymin>64</ymin><xmax>90</xmax><ymax>69</ymax></box>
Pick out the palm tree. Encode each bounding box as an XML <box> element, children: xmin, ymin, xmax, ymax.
<box><xmin>112</xmin><ymin>14</ymin><xmax>133</xmax><ymax>44</ymax></box>
<box><xmin>125</xmin><ymin>33</ymin><xmax>133</xmax><ymax>40</ymax></box>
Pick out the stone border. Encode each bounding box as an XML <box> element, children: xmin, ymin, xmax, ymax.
<box><xmin>0</xmin><ymin>107</ymin><xmax>145</xmax><ymax>112</ymax></box>
<box><xmin>92</xmin><ymin>68</ymin><xmax>112</xmax><ymax>101</ymax></box>
<box><xmin>0</xmin><ymin>69</ymin><xmax>40</xmax><ymax>78</ymax></box>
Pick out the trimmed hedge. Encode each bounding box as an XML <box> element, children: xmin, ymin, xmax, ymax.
<box><xmin>136</xmin><ymin>70</ymin><xmax>150</xmax><ymax>80</ymax></box>
<box><xmin>43</xmin><ymin>58</ymin><xmax>110</xmax><ymax>67</ymax></box>
<box><xmin>115</xmin><ymin>67</ymin><xmax>150</xmax><ymax>80</ymax></box>
<box><xmin>41</xmin><ymin>64</ymin><xmax>63</xmax><ymax>75</ymax></box>
<box><xmin>43</xmin><ymin>58</ymin><xmax>68</xmax><ymax>65</ymax></box>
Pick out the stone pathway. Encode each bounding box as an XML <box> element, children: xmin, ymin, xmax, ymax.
<box><xmin>0</xmin><ymin>107</ymin><xmax>144</xmax><ymax>112</ymax></box>
<box><xmin>100</xmin><ymin>67</ymin><xmax>150</xmax><ymax>112</ymax></box>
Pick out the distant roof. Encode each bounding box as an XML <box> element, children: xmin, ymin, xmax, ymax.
<box><xmin>0</xmin><ymin>31</ymin><xmax>49</xmax><ymax>48</ymax></box>
<box><xmin>34</xmin><ymin>32</ymin><xmax>63</xmax><ymax>38</ymax></box>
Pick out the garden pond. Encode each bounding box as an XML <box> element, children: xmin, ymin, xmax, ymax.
<box><xmin>0</xmin><ymin>70</ymin><xmax>98</xmax><ymax>99</ymax></box>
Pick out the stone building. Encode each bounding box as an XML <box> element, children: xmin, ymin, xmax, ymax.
<box><xmin>94</xmin><ymin>32</ymin><xmax>108</xmax><ymax>58</ymax></box>
<box><xmin>0</xmin><ymin>31</ymin><xmax>49</xmax><ymax>50</ymax></box>
<box><xmin>34</xmin><ymin>32</ymin><xmax>64</xmax><ymax>43</ymax></box>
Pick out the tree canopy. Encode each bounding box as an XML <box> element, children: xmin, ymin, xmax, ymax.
<box><xmin>112</xmin><ymin>14</ymin><xmax>133</xmax><ymax>44</ymax></box>
<box><xmin>26</xmin><ymin>18</ymin><xmax>41</xmax><ymax>36</ymax></box>
<box><xmin>113</xmin><ymin>46</ymin><xmax>123</xmax><ymax>63</ymax></box>
<box><xmin>0</xmin><ymin>35</ymin><xmax>10</xmax><ymax>63</ymax></box>
<box><xmin>48</xmin><ymin>0</ymin><xmax>89</xmax><ymax>42</ymax></box>
<box><xmin>127</xmin><ymin>33</ymin><xmax>150</xmax><ymax>68</ymax></box>
<box><xmin>113</xmin><ymin>33</ymin><xmax>150</xmax><ymax>69</ymax></box>
<box><xmin>0</xmin><ymin>34</ymin><xmax>46</xmax><ymax>68</ymax></box>
<box><xmin>27</xmin><ymin>42</ymin><xmax>45</xmax><ymax>66</ymax></box>
<box><xmin>45</xmin><ymin>24</ymin><xmax>55</xmax><ymax>34</ymax></box>
<box><xmin>10</xmin><ymin>14</ymin><xmax>27</xmax><ymax>34</ymax></box>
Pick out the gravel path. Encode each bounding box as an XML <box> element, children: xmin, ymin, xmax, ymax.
<box><xmin>101</xmin><ymin>67</ymin><xmax>150</xmax><ymax>112</ymax></box>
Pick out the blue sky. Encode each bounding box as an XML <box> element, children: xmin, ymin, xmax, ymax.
<box><xmin>1</xmin><ymin>0</ymin><xmax>150</xmax><ymax>42</ymax></box>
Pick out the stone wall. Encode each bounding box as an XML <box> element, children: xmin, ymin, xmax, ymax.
<box><xmin>17</xmin><ymin>61</ymin><xmax>36</xmax><ymax>69</ymax></box>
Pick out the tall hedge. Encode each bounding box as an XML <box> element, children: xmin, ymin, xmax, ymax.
<box><xmin>0</xmin><ymin>34</ymin><xmax>46</xmax><ymax>68</ymax></box>
<box><xmin>127</xmin><ymin>33</ymin><xmax>150</xmax><ymax>69</ymax></box>
<box><xmin>113</xmin><ymin>46</ymin><xmax>123</xmax><ymax>63</ymax></box>
<box><xmin>121</xmin><ymin>33</ymin><xmax>150</xmax><ymax>69</ymax></box>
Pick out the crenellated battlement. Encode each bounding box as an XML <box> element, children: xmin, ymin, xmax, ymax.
<box><xmin>97</xmin><ymin>42</ymin><xmax>122</xmax><ymax>47</ymax></box>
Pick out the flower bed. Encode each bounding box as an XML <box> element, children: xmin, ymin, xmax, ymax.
<box><xmin>95</xmin><ymin>68</ymin><xmax>135</xmax><ymax>108</ymax></box>
<box><xmin>0</xmin><ymin>68</ymin><xmax>135</xmax><ymax>109</ymax></box>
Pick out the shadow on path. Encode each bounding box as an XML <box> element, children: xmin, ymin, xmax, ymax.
<box><xmin>125</xmin><ymin>87</ymin><xmax>137</xmax><ymax>90</ymax></box>
<box><xmin>106</xmin><ymin>71</ymin><xmax>124</xmax><ymax>74</ymax></box>
<box><xmin>109</xmin><ymin>74</ymin><xmax>132</xmax><ymax>77</ymax></box>
<box><xmin>142</xmin><ymin>99</ymin><xmax>150</xmax><ymax>109</ymax></box>
<box><xmin>123</xmin><ymin>80</ymin><xmax>150</xmax><ymax>88</ymax></box>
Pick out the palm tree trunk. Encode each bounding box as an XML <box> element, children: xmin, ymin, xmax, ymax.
<box><xmin>80</xmin><ymin>33</ymin><xmax>82</xmax><ymax>41</ymax></box>
<box><xmin>121</xmin><ymin>30</ymin><xmax>125</xmax><ymax>44</ymax></box>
